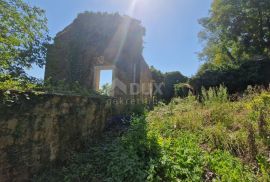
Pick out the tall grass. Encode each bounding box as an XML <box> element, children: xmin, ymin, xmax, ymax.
<box><xmin>35</xmin><ymin>86</ymin><xmax>270</xmax><ymax>181</ymax></box>
<box><xmin>148</xmin><ymin>85</ymin><xmax>270</xmax><ymax>181</ymax></box>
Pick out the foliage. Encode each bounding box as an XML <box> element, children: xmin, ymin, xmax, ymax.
<box><xmin>207</xmin><ymin>150</ymin><xmax>255</xmax><ymax>181</ymax></box>
<box><xmin>257</xmin><ymin>155</ymin><xmax>270</xmax><ymax>182</ymax></box>
<box><xmin>99</xmin><ymin>83</ymin><xmax>112</xmax><ymax>96</ymax></box>
<box><xmin>0</xmin><ymin>74</ymin><xmax>42</xmax><ymax>91</ymax></box>
<box><xmin>163</xmin><ymin>71</ymin><xmax>188</xmax><ymax>102</ymax></box>
<box><xmin>150</xmin><ymin>66</ymin><xmax>188</xmax><ymax>102</ymax></box>
<box><xmin>174</xmin><ymin>83</ymin><xmax>193</xmax><ymax>98</ymax></box>
<box><xmin>147</xmin><ymin>87</ymin><xmax>270</xmax><ymax>181</ymax></box>
<box><xmin>35</xmin><ymin>87</ymin><xmax>270</xmax><ymax>181</ymax></box>
<box><xmin>0</xmin><ymin>0</ymin><xmax>50</xmax><ymax>78</ymax></box>
<box><xmin>34</xmin><ymin>116</ymin><xmax>151</xmax><ymax>182</ymax></box>
<box><xmin>146</xmin><ymin>133</ymin><xmax>205</xmax><ymax>182</ymax></box>
<box><xmin>198</xmin><ymin>0</ymin><xmax>270</xmax><ymax>66</ymax></box>
<box><xmin>201</xmin><ymin>85</ymin><xmax>228</xmax><ymax>105</ymax></box>
<box><xmin>0</xmin><ymin>75</ymin><xmax>108</xmax><ymax>98</ymax></box>
<box><xmin>149</xmin><ymin>66</ymin><xmax>164</xmax><ymax>84</ymax></box>
<box><xmin>149</xmin><ymin>66</ymin><xmax>164</xmax><ymax>100</ymax></box>
<box><xmin>194</xmin><ymin>0</ymin><xmax>270</xmax><ymax>93</ymax></box>
<box><xmin>43</xmin><ymin>78</ymin><xmax>102</xmax><ymax>97</ymax></box>
<box><xmin>190</xmin><ymin>59</ymin><xmax>270</xmax><ymax>93</ymax></box>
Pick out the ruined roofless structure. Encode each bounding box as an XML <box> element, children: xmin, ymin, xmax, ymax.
<box><xmin>45</xmin><ymin>12</ymin><xmax>152</xmax><ymax>97</ymax></box>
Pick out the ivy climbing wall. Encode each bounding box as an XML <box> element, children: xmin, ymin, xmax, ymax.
<box><xmin>45</xmin><ymin>12</ymin><xmax>152</xmax><ymax>98</ymax></box>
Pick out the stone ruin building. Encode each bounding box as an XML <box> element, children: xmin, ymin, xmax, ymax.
<box><xmin>45</xmin><ymin>12</ymin><xmax>152</xmax><ymax>97</ymax></box>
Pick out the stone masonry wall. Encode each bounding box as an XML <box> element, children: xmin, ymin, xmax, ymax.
<box><xmin>0</xmin><ymin>91</ymin><xmax>111</xmax><ymax>181</ymax></box>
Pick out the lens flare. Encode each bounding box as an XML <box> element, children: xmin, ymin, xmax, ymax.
<box><xmin>106</xmin><ymin>0</ymin><xmax>140</xmax><ymax>63</ymax></box>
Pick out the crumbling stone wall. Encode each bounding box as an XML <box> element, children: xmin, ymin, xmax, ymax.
<box><xmin>0</xmin><ymin>91</ymin><xmax>111</xmax><ymax>181</ymax></box>
<box><xmin>45</xmin><ymin>12</ymin><xmax>152</xmax><ymax>97</ymax></box>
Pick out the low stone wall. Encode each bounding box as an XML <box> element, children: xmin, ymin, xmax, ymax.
<box><xmin>0</xmin><ymin>91</ymin><xmax>111</xmax><ymax>181</ymax></box>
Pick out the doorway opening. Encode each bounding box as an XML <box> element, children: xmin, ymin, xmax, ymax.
<box><xmin>99</xmin><ymin>70</ymin><xmax>113</xmax><ymax>96</ymax></box>
<box><xmin>94</xmin><ymin>66</ymin><xmax>114</xmax><ymax>96</ymax></box>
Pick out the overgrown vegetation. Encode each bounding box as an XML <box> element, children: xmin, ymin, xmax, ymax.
<box><xmin>34</xmin><ymin>86</ymin><xmax>270</xmax><ymax>181</ymax></box>
<box><xmin>99</xmin><ymin>83</ymin><xmax>112</xmax><ymax>96</ymax></box>
<box><xmin>190</xmin><ymin>59</ymin><xmax>270</xmax><ymax>94</ymax></box>
<box><xmin>0</xmin><ymin>74</ymin><xmax>42</xmax><ymax>91</ymax></box>
<box><xmin>0</xmin><ymin>0</ymin><xmax>50</xmax><ymax>78</ymax></box>
<box><xmin>150</xmin><ymin>66</ymin><xmax>188</xmax><ymax>102</ymax></box>
<box><xmin>188</xmin><ymin>0</ymin><xmax>270</xmax><ymax>94</ymax></box>
<box><xmin>198</xmin><ymin>0</ymin><xmax>270</xmax><ymax>65</ymax></box>
<box><xmin>1</xmin><ymin>0</ymin><xmax>270</xmax><ymax>181</ymax></box>
<box><xmin>0</xmin><ymin>0</ymin><xmax>50</xmax><ymax>93</ymax></box>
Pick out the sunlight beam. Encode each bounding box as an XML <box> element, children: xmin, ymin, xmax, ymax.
<box><xmin>105</xmin><ymin>0</ymin><xmax>139</xmax><ymax>63</ymax></box>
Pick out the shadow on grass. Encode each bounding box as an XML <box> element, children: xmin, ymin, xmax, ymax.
<box><xmin>32</xmin><ymin>115</ymin><xmax>162</xmax><ymax>182</ymax></box>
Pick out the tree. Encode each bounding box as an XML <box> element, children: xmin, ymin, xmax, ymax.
<box><xmin>174</xmin><ymin>83</ymin><xmax>193</xmax><ymax>98</ymax></box>
<box><xmin>150</xmin><ymin>66</ymin><xmax>188</xmax><ymax>102</ymax></box>
<box><xmin>99</xmin><ymin>83</ymin><xmax>112</xmax><ymax>96</ymax></box>
<box><xmin>199</xmin><ymin>0</ymin><xmax>270</xmax><ymax>67</ymax></box>
<box><xmin>163</xmin><ymin>71</ymin><xmax>188</xmax><ymax>101</ymax></box>
<box><xmin>190</xmin><ymin>59</ymin><xmax>270</xmax><ymax>94</ymax></box>
<box><xmin>150</xmin><ymin>66</ymin><xmax>164</xmax><ymax>99</ymax></box>
<box><xmin>150</xmin><ymin>66</ymin><xmax>164</xmax><ymax>84</ymax></box>
<box><xmin>0</xmin><ymin>0</ymin><xmax>49</xmax><ymax>78</ymax></box>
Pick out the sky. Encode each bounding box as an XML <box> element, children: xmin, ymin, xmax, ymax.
<box><xmin>26</xmin><ymin>0</ymin><xmax>212</xmax><ymax>85</ymax></box>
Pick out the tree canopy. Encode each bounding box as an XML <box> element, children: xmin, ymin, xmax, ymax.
<box><xmin>190</xmin><ymin>0</ymin><xmax>270</xmax><ymax>93</ymax></box>
<box><xmin>0</xmin><ymin>0</ymin><xmax>49</xmax><ymax>78</ymax></box>
<box><xmin>198</xmin><ymin>0</ymin><xmax>270</xmax><ymax>68</ymax></box>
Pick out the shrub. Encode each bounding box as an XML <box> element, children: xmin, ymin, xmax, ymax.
<box><xmin>201</xmin><ymin>85</ymin><xmax>228</xmax><ymax>105</ymax></box>
<box><xmin>147</xmin><ymin>133</ymin><xmax>205</xmax><ymax>182</ymax></box>
<box><xmin>207</xmin><ymin>150</ymin><xmax>255</xmax><ymax>182</ymax></box>
<box><xmin>174</xmin><ymin>83</ymin><xmax>193</xmax><ymax>98</ymax></box>
<box><xmin>190</xmin><ymin>59</ymin><xmax>270</xmax><ymax>94</ymax></box>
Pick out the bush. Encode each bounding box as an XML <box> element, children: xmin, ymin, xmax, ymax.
<box><xmin>190</xmin><ymin>59</ymin><xmax>270</xmax><ymax>94</ymax></box>
<box><xmin>201</xmin><ymin>85</ymin><xmax>228</xmax><ymax>105</ymax></box>
<box><xmin>147</xmin><ymin>133</ymin><xmax>205</xmax><ymax>182</ymax></box>
<box><xmin>174</xmin><ymin>83</ymin><xmax>193</xmax><ymax>98</ymax></box>
<box><xmin>207</xmin><ymin>150</ymin><xmax>255</xmax><ymax>181</ymax></box>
